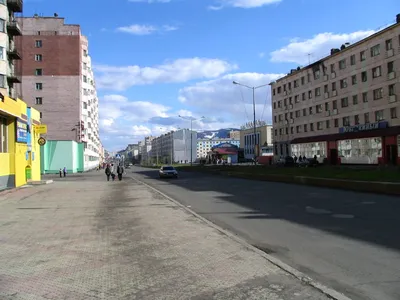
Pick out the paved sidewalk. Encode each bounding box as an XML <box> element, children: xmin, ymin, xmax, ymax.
<box><xmin>0</xmin><ymin>172</ymin><xmax>331</xmax><ymax>299</ymax></box>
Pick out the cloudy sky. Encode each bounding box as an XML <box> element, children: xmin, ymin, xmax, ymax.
<box><xmin>25</xmin><ymin>0</ymin><xmax>398</xmax><ymax>150</ymax></box>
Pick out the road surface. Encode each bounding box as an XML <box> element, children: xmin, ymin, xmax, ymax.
<box><xmin>131</xmin><ymin>166</ymin><xmax>400</xmax><ymax>300</ymax></box>
<box><xmin>0</xmin><ymin>171</ymin><xmax>332</xmax><ymax>299</ymax></box>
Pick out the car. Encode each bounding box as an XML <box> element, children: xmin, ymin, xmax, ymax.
<box><xmin>159</xmin><ymin>166</ymin><xmax>178</xmax><ymax>179</ymax></box>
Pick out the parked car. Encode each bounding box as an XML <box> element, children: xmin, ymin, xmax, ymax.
<box><xmin>159</xmin><ymin>166</ymin><xmax>178</xmax><ymax>179</ymax></box>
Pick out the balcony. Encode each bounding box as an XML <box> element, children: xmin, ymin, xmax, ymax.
<box><xmin>7</xmin><ymin>20</ymin><xmax>22</xmax><ymax>36</ymax></box>
<box><xmin>7</xmin><ymin>46</ymin><xmax>21</xmax><ymax>60</ymax></box>
<box><xmin>7</xmin><ymin>0</ymin><xmax>23</xmax><ymax>12</ymax></box>
<box><xmin>7</xmin><ymin>71</ymin><xmax>21</xmax><ymax>84</ymax></box>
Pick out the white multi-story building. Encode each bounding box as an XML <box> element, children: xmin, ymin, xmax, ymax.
<box><xmin>0</xmin><ymin>0</ymin><xmax>22</xmax><ymax>100</ymax></box>
<box><xmin>139</xmin><ymin>136</ymin><xmax>153</xmax><ymax>165</ymax></box>
<box><xmin>197</xmin><ymin>138</ymin><xmax>240</xmax><ymax>158</ymax></box>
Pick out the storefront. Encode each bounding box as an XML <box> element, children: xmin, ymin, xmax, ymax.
<box><xmin>207</xmin><ymin>142</ymin><xmax>239</xmax><ymax>164</ymax></box>
<box><xmin>291</xmin><ymin>121</ymin><xmax>400</xmax><ymax>165</ymax></box>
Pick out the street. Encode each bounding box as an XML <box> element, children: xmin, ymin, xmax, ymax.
<box><xmin>131</xmin><ymin>166</ymin><xmax>400</xmax><ymax>300</ymax></box>
<box><xmin>0</xmin><ymin>171</ymin><xmax>332</xmax><ymax>300</ymax></box>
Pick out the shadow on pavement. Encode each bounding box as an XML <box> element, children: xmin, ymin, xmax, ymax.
<box><xmin>133</xmin><ymin>167</ymin><xmax>400</xmax><ymax>253</ymax></box>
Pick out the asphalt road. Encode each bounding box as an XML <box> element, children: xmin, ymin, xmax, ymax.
<box><xmin>130</xmin><ymin>166</ymin><xmax>400</xmax><ymax>300</ymax></box>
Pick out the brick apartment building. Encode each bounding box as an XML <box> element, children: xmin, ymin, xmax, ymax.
<box><xmin>271</xmin><ymin>13</ymin><xmax>400</xmax><ymax>165</ymax></box>
<box><xmin>15</xmin><ymin>14</ymin><xmax>101</xmax><ymax>168</ymax></box>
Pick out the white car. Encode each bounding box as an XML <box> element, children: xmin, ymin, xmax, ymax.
<box><xmin>159</xmin><ymin>166</ymin><xmax>178</xmax><ymax>178</ymax></box>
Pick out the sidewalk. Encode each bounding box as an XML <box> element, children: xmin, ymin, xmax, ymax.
<box><xmin>0</xmin><ymin>172</ymin><xmax>333</xmax><ymax>299</ymax></box>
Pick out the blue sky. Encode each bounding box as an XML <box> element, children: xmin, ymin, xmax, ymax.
<box><xmin>25</xmin><ymin>0</ymin><xmax>398</xmax><ymax>150</ymax></box>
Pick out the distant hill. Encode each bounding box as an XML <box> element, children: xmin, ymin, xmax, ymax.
<box><xmin>196</xmin><ymin>128</ymin><xmax>239</xmax><ymax>139</ymax></box>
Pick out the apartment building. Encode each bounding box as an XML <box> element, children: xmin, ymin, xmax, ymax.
<box><xmin>229</xmin><ymin>130</ymin><xmax>240</xmax><ymax>140</ymax></box>
<box><xmin>197</xmin><ymin>138</ymin><xmax>240</xmax><ymax>158</ymax></box>
<box><xmin>271</xmin><ymin>14</ymin><xmax>400</xmax><ymax>165</ymax></box>
<box><xmin>15</xmin><ymin>14</ymin><xmax>101</xmax><ymax>170</ymax></box>
<box><xmin>139</xmin><ymin>136</ymin><xmax>154</xmax><ymax>165</ymax></box>
<box><xmin>0</xmin><ymin>0</ymin><xmax>22</xmax><ymax>100</ymax></box>
<box><xmin>150</xmin><ymin>129</ymin><xmax>197</xmax><ymax>164</ymax></box>
<box><xmin>239</xmin><ymin>123</ymin><xmax>273</xmax><ymax>160</ymax></box>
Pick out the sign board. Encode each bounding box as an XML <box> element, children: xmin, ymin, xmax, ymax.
<box><xmin>34</xmin><ymin>124</ymin><xmax>47</xmax><ymax>134</ymax></box>
<box><xmin>16</xmin><ymin>119</ymin><xmax>28</xmax><ymax>143</ymax></box>
<box><xmin>339</xmin><ymin>121</ymin><xmax>388</xmax><ymax>133</ymax></box>
<box><xmin>38</xmin><ymin>137</ymin><xmax>46</xmax><ymax>146</ymax></box>
<box><xmin>115</xmin><ymin>154</ymin><xmax>121</xmax><ymax>159</ymax></box>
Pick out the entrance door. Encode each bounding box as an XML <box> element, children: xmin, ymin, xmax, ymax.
<box><xmin>385</xmin><ymin>145</ymin><xmax>398</xmax><ymax>165</ymax></box>
<box><xmin>330</xmin><ymin>149</ymin><xmax>338</xmax><ymax>165</ymax></box>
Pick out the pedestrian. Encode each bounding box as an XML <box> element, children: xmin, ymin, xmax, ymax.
<box><xmin>110</xmin><ymin>163</ymin><xmax>116</xmax><ymax>181</ymax></box>
<box><xmin>117</xmin><ymin>164</ymin><xmax>124</xmax><ymax>181</ymax></box>
<box><xmin>63</xmin><ymin>167</ymin><xmax>67</xmax><ymax>177</ymax></box>
<box><xmin>59</xmin><ymin>168</ymin><xmax>62</xmax><ymax>178</ymax></box>
<box><xmin>105</xmin><ymin>164</ymin><xmax>111</xmax><ymax>181</ymax></box>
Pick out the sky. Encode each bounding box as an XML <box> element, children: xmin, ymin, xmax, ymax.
<box><xmin>24</xmin><ymin>0</ymin><xmax>399</xmax><ymax>151</ymax></box>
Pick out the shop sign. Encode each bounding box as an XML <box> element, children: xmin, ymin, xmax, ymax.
<box><xmin>339</xmin><ymin>121</ymin><xmax>388</xmax><ymax>134</ymax></box>
<box><xmin>38</xmin><ymin>137</ymin><xmax>46</xmax><ymax>146</ymax></box>
<box><xmin>16</xmin><ymin>119</ymin><xmax>28</xmax><ymax>143</ymax></box>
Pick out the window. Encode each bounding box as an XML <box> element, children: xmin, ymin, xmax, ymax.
<box><xmin>307</xmin><ymin>73</ymin><xmax>311</xmax><ymax>82</ymax></box>
<box><xmin>0</xmin><ymin>74</ymin><xmax>5</xmax><ymax>88</ymax></box>
<box><xmin>350</xmin><ymin>55</ymin><xmax>356</xmax><ymax>65</ymax></box>
<box><xmin>385</xmin><ymin>39</ymin><xmax>392</xmax><ymax>51</ymax></box>
<box><xmin>303</xmin><ymin>108</ymin><xmax>306</xmax><ymax>116</ymax></box>
<box><xmin>0</xmin><ymin>19</ymin><xmax>5</xmax><ymax>33</ymax></box>
<box><xmin>343</xmin><ymin>116</ymin><xmax>350</xmax><ymax>126</ymax></box>
<box><xmin>314</xmin><ymin>71</ymin><xmax>320</xmax><ymax>80</ymax></box>
<box><xmin>340</xmin><ymin>79</ymin><xmax>347</xmax><ymax>88</ymax></box>
<box><xmin>304</xmin><ymin>124</ymin><xmax>308</xmax><ymax>132</ymax></box>
<box><xmin>0</xmin><ymin>116</ymin><xmax>7</xmax><ymax>153</ymax></box>
<box><xmin>341</xmin><ymin>97</ymin><xmax>349</xmax><ymax>107</ymax></box>
<box><xmin>40</xmin><ymin>112</ymin><xmax>43</xmax><ymax>119</ymax></box>
<box><xmin>354</xmin><ymin>115</ymin><xmax>359</xmax><ymax>125</ymax></box>
<box><xmin>389</xmin><ymin>84</ymin><xmax>395</xmax><ymax>96</ymax></box>
<box><xmin>388</xmin><ymin>61</ymin><xmax>394</xmax><ymax>73</ymax></box>
<box><xmin>315</xmin><ymin>87</ymin><xmax>321</xmax><ymax>96</ymax></box>
<box><xmin>310</xmin><ymin>123</ymin><xmax>314</xmax><ymax>131</ymax></box>
<box><xmin>309</xmin><ymin>107</ymin><xmax>313</xmax><ymax>115</ymax></box>
<box><xmin>83</xmin><ymin>75</ymin><xmax>87</xmax><ymax>83</ymax></box>
<box><xmin>0</xmin><ymin>46</ymin><xmax>4</xmax><ymax>60</ymax></box>
<box><xmin>83</xmin><ymin>49</ymin><xmax>88</xmax><ymax>57</ymax></box>
<box><xmin>375</xmin><ymin>110</ymin><xmax>384</xmax><ymax>121</ymax></box>
<box><xmin>362</xmin><ymin>92</ymin><xmax>368</xmax><ymax>103</ymax></box>
<box><xmin>364</xmin><ymin>112</ymin><xmax>369</xmax><ymax>123</ymax></box>
<box><xmin>325</xmin><ymin>102</ymin><xmax>329</xmax><ymax>111</ymax></box>
<box><xmin>35</xmin><ymin>54</ymin><xmax>42</xmax><ymax>61</ymax></box>
<box><xmin>352</xmin><ymin>75</ymin><xmax>357</xmax><ymax>85</ymax></box>
<box><xmin>295</xmin><ymin>110</ymin><xmax>300</xmax><ymax>117</ymax></box>
<box><xmin>301</xmin><ymin>76</ymin><xmax>305</xmax><ymax>85</ymax></box>
<box><xmin>295</xmin><ymin>95</ymin><xmax>299</xmax><ymax>103</ymax></box>
<box><xmin>35</xmin><ymin>83</ymin><xmax>43</xmax><ymax>90</ymax></box>
<box><xmin>273</xmin><ymin>89</ymin><xmax>275</xmax><ymax>96</ymax></box>
<box><xmin>360</xmin><ymin>50</ymin><xmax>366</xmax><ymax>61</ymax></box>
<box><xmin>316</xmin><ymin>104</ymin><xmax>322</xmax><ymax>113</ymax></box>
<box><xmin>302</xmin><ymin>92</ymin><xmax>306</xmax><ymax>100</ymax></box>
<box><xmin>324</xmin><ymin>84</ymin><xmax>328</xmax><ymax>93</ymax></box>
<box><xmin>332</xmin><ymin>82</ymin><xmax>336</xmax><ymax>91</ymax></box>
<box><xmin>339</xmin><ymin>59</ymin><xmax>346</xmax><ymax>70</ymax></box>
<box><xmin>35</xmin><ymin>69</ymin><xmax>42</xmax><ymax>76</ymax></box>
<box><xmin>35</xmin><ymin>40</ymin><xmax>42</xmax><ymax>48</ymax></box>
<box><xmin>334</xmin><ymin>119</ymin><xmax>339</xmax><ymax>127</ymax></box>
<box><xmin>294</xmin><ymin>80</ymin><xmax>299</xmax><ymax>88</ymax></box>
<box><xmin>308</xmin><ymin>90</ymin><xmax>312</xmax><ymax>99</ymax></box>
<box><xmin>296</xmin><ymin>126</ymin><xmax>301</xmax><ymax>133</ymax></box>
<box><xmin>326</xmin><ymin>120</ymin><xmax>330</xmax><ymax>128</ymax></box>
<box><xmin>373</xmin><ymin>88</ymin><xmax>383</xmax><ymax>100</ymax></box>
<box><xmin>330</xmin><ymin>64</ymin><xmax>335</xmax><ymax>73</ymax></box>
<box><xmin>35</xmin><ymin>97</ymin><xmax>42</xmax><ymax>105</ymax></box>
<box><xmin>352</xmin><ymin>95</ymin><xmax>358</xmax><ymax>105</ymax></box>
<box><xmin>370</xmin><ymin>44</ymin><xmax>380</xmax><ymax>57</ymax></box>
<box><xmin>372</xmin><ymin>66</ymin><xmax>381</xmax><ymax>78</ymax></box>
<box><xmin>361</xmin><ymin>71</ymin><xmax>367</xmax><ymax>82</ymax></box>
<box><xmin>83</xmin><ymin>62</ymin><xmax>87</xmax><ymax>70</ymax></box>
<box><xmin>317</xmin><ymin>121</ymin><xmax>323</xmax><ymax>130</ymax></box>
<box><xmin>333</xmin><ymin>100</ymin><xmax>338</xmax><ymax>109</ymax></box>
<box><xmin>390</xmin><ymin>107</ymin><xmax>397</xmax><ymax>119</ymax></box>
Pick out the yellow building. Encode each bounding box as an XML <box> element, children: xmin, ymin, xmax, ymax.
<box><xmin>0</xmin><ymin>95</ymin><xmax>42</xmax><ymax>190</ymax></box>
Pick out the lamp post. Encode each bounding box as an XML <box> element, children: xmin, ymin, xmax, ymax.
<box><xmin>233</xmin><ymin>81</ymin><xmax>269</xmax><ymax>165</ymax></box>
<box><xmin>178</xmin><ymin>115</ymin><xmax>204</xmax><ymax>166</ymax></box>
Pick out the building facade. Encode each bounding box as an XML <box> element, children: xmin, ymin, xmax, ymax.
<box><xmin>15</xmin><ymin>15</ymin><xmax>101</xmax><ymax>171</ymax></box>
<box><xmin>0</xmin><ymin>0</ymin><xmax>22</xmax><ymax>100</ymax></box>
<box><xmin>229</xmin><ymin>130</ymin><xmax>240</xmax><ymax>140</ymax></box>
<box><xmin>197</xmin><ymin>138</ymin><xmax>240</xmax><ymax>158</ymax></box>
<box><xmin>150</xmin><ymin>129</ymin><xmax>197</xmax><ymax>164</ymax></box>
<box><xmin>239</xmin><ymin>124</ymin><xmax>273</xmax><ymax>160</ymax></box>
<box><xmin>271</xmin><ymin>14</ymin><xmax>400</xmax><ymax>165</ymax></box>
<box><xmin>139</xmin><ymin>136</ymin><xmax>153</xmax><ymax>165</ymax></box>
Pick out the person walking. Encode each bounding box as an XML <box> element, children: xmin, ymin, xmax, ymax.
<box><xmin>63</xmin><ymin>167</ymin><xmax>67</xmax><ymax>177</ymax></box>
<box><xmin>117</xmin><ymin>164</ymin><xmax>124</xmax><ymax>181</ymax></box>
<box><xmin>105</xmin><ymin>164</ymin><xmax>111</xmax><ymax>181</ymax></box>
<box><xmin>110</xmin><ymin>163</ymin><xmax>116</xmax><ymax>181</ymax></box>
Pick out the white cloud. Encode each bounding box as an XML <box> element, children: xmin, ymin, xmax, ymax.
<box><xmin>270</xmin><ymin>30</ymin><xmax>375</xmax><ymax>65</ymax></box>
<box><xmin>178</xmin><ymin>72</ymin><xmax>284</xmax><ymax>126</ymax></box>
<box><xmin>94</xmin><ymin>57</ymin><xmax>238</xmax><ymax>91</ymax></box>
<box><xmin>116</xmin><ymin>24</ymin><xmax>178</xmax><ymax>35</ymax></box>
<box><xmin>209</xmin><ymin>0</ymin><xmax>281</xmax><ymax>9</ymax></box>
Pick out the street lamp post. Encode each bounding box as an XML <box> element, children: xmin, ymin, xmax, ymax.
<box><xmin>178</xmin><ymin>115</ymin><xmax>205</xmax><ymax>166</ymax></box>
<box><xmin>233</xmin><ymin>81</ymin><xmax>269</xmax><ymax>165</ymax></box>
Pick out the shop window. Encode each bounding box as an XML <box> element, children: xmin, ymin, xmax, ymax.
<box><xmin>291</xmin><ymin>142</ymin><xmax>327</xmax><ymax>160</ymax></box>
<box><xmin>375</xmin><ymin>110</ymin><xmax>384</xmax><ymax>121</ymax></box>
<box><xmin>338</xmin><ymin>137</ymin><xmax>382</xmax><ymax>164</ymax></box>
<box><xmin>0</xmin><ymin>116</ymin><xmax>7</xmax><ymax>153</ymax></box>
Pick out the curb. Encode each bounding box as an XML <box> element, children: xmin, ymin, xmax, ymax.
<box><xmin>180</xmin><ymin>168</ymin><xmax>400</xmax><ymax>196</ymax></box>
<box><xmin>129</xmin><ymin>175</ymin><xmax>352</xmax><ymax>300</ymax></box>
